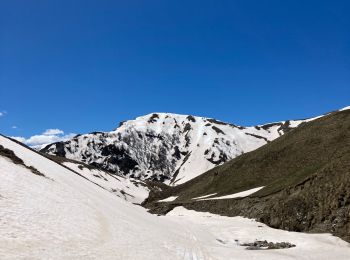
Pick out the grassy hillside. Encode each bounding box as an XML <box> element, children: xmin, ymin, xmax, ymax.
<box><xmin>144</xmin><ymin>109</ymin><xmax>350</xmax><ymax>241</ymax></box>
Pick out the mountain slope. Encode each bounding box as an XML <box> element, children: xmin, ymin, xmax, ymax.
<box><xmin>2</xmin><ymin>135</ymin><xmax>149</xmax><ymax>204</ymax></box>
<box><xmin>144</xmin><ymin>109</ymin><xmax>350</xmax><ymax>242</ymax></box>
<box><xmin>45</xmin><ymin>154</ymin><xmax>149</xmax><ymax>204</ymax></box>
<box><xmin>0</xmin><ymin>135</ymin><xmax>196</xmax><ymax>259</ymax></box>
<box><xmin>1</xmin><ymin>134</ymin><xmax>350</xmax><ymax>259</ymax></box>
<box><xmin>42</xmin><ymin>112</ymin><xmax>314</xmax><ymax>185</ymax></box>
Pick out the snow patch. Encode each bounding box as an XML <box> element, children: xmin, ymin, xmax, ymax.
<box><xmin>158</xmin><ymin>196</ymin><xmax>178</xmax><ymax>202</ymax></box>
<box><xmin>199</xmin><ymin>187</ymin><xmax>264</xmax><ymax>200</ymax></box>
<box><xmin>192</xmin><ymin>193</ymin><xmax>217</xmax><ymax>200</ymax></box>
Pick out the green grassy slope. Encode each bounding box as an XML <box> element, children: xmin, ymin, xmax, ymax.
<box><xmin>155</xmin><ymin>109</ymin><xmax>350</xmax><ymax>201</ymax></box>
<box><xmin>144</xmin><ymin>110</ymin><xmax>350</xmax><ymax>241</ymax></box>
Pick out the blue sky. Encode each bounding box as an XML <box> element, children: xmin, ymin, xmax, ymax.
<box><xmin>1</xmin><ymin>0</ymin><xmax>349</xmax><ymax>145</ymax></box>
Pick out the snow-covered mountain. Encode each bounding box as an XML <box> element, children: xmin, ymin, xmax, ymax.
<box><xmin>1</xmin><ymin>134</ymin><xmax>349</xmax><ymax>259</ymax></box>
<box><xmin>42</xmin><ymin>113</ymin><xmax>315</xmax><ymax>185</ymax></box>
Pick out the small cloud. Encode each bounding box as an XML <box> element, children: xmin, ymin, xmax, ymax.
<box><xmin>12</xmin><ymin>126</ymin><xmax>17</xmax><ymax>129</ymax></box>
<box><xmin>43</xmin><ymin>129</ymin><xmax>64</xmax><ymax>135</ymax></box>
<box><xmin>11</xmin><ymin>128</ymin><xmax>76</xmax><ymax>150</ymax></box>
<box><xmin>0</xmin><ymin>111</ymin><xmax>7</xmax><ymax>117</ymax></box>
<box><xmin>10</xmin><ymin>136</ymin><xmax>26</xmax><ymax>143</ymax></box>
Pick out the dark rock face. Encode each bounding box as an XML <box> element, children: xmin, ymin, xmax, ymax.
<box><xmin>148</xmin><ymin>113</ymin><xmax>159</xmax><ymax>123</ymax></box>
<box><xmin>43</xmin><ymin>142</ymin><xmax>66</xmax><ymax>157</ymax></box>
<box><xmin>101</xmin><ymin>145</ymin><xmax>138</xmax><ymax>174</ymax></box>
<box><xmin>207</xmin><ymin>151</ymin><xmax>228</xmax><ymax>165</ymax></box>
<box><xmin>212</xmin><ymin>126</ymin><xmax>225</xmax><ymax>135</ymax></box>
<box><xmin>172</xmin><ymin>146</ymin><xmax>181</xmax><ymax>160</ymax></box>
<box><xmin>186</xmin><ymin>115</ymin><xmax>196</xmax><ymax>122</ymax></box>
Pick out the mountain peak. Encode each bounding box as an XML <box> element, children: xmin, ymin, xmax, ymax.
<box><xmin>42</xmin><ymin>110</ymin><xmax>312</xmax><ymax>185</ymax></box>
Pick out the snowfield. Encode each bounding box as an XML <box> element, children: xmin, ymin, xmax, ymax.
<box><xmin>1</xmin><ymin>135</ymin><xmax>350</xmax><ymax>259</ymax></box>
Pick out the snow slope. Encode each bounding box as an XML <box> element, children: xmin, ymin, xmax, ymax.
<box><xmin>43</xmin><ymin>112</ymin><xmax>312</xmax><ymax>185</ymax></box>
<box><xmin>1</xmin><ymin>135</ymin><xmax>350</xmax><ymax>259</ymax></box>
<box><xmin>62</xmin><ymin>161</ymin><xmax>149</xmax><ymax>204</ymax></box>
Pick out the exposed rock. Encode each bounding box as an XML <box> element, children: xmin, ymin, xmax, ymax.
<box><xmin>241</xmin><ymin>240</ymin><xmax>296</xmax><ymax>250</ymax></box>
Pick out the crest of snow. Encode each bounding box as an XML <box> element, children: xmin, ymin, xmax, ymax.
<box><xmin>199</xmin><ymin>187</ymin><xmax>265</xmax><ymax>200</ymax></box>
<box><xmin>339</xmin><ymin>106</ymin><xmax>350</xmax><ymax>111</ymax></box>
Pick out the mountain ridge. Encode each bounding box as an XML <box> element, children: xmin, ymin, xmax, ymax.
<box><xmin>41</xmin><ymin>111</ymin><xmax>319</xmax><ymax>184</ymax></box>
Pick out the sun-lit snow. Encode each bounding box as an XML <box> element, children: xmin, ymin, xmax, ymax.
<box><xmin>340</xmin><ymin>106</ymin><xmax>350</xmax><ymax>111</ymax></box>
<box><xmin>192</xmin><ymin>193</ymin><xmax>218</xmax><ymax>200</ymax></box>
<box><xmin>63</xmin><ymin>162</ymin><xmax>149</xmax><ymax>204</ymax></box>
<box><xmin>165</xmin><ymin>207</ymin><xmax>350</xmax><ymax>260</ymax></box>
<box><xmin>158</xmin><ymin>196</ymin><xmax>178</xmax><ymax>202</ymax></box>
<box><xmin>199</xmin><ymin>187</ymin><xmax>265</xmax><ymax>200</ymax></box>
<box><xmin>1</xmin><ymin>135</ymin><xmax>350</xmax><ymax>259</ymax></box>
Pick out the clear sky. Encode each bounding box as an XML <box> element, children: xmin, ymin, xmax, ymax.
<box><xmin>1</xmin><ymin>1</ymin><xmax>349</xmax><ymax>144</ymax></box>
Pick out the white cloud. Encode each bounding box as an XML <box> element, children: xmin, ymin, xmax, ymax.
<box><xmin>12</xmin><ymin>126</ymin><xmax>17</xmax><ymax>129</ymax></box>
<box><xmin>43</xmin><ymin>129</ymin><xmax>64</xmax><ymax>135</ymax></box>
<box><xmin>10</xmin><ymin>136</ymin><xmax>26</xmax><ymax>143</ymax></box>
<box><xmin>25</xmin><ymin>133</ymin><xmax>75</xmax><ymax>146</ymax></box>
<box><xmin>11</xmin><ymin>129</ymin><xmax>76</xmax><ymax>150</ymax></box>
<box><xmin>0</xmin><ymin>111</ymin><xmax>7</xmax><ymax>117</ymax></box>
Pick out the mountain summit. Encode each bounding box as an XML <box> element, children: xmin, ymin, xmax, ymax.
<box><xmin>42</xmin><ymin>112</ymin><xmax>317</xmax><ymax>184</ymax></box>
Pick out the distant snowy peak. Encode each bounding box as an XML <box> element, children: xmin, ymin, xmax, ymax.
<box><xmin>42</xmin><ymin>112</ymin><xmax>316</xmax><ymax>185</ymax></box>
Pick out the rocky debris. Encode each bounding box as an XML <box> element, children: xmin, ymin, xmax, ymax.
<box><xmin>241</xmin><ymin>240</ymin><xmax>296</xmax><ymax>250</ymax></box>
